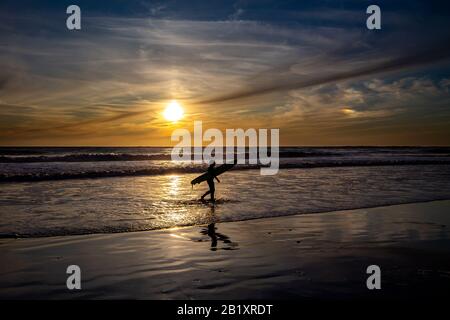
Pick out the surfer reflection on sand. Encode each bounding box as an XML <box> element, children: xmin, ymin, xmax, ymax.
<box><xmin>202</xmin><ymin>224</ymin><xmax>238</xmax><ymax>251</ymax></box>
<box><xmin>200</xmin><ymin>206</ymin><xmax>238</xmax><ymax>251</ymax></box>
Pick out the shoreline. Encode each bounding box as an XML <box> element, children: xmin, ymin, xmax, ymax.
<box><xmin>1</xmin><ymin>200</ymin><xmax>450</xmax><ymax>299</ymax></box>
<box><xmin>1</xmin><ymin>197</ymin><xmax>450</xmax><ymax>239</ymax></box>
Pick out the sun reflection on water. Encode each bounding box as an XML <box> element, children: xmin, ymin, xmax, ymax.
<box><xmin>167</xmin><ymin>175</ymin><xmax>181</xmax><ymax>196</ymax></box>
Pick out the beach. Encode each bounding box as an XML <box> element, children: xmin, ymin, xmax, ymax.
<box><xmin>1</xmin><ymin>200</ymin><xmax>450</xmax><ymax>300</ymax></box>
<box><xmin>2</xmin><ymin>0</ymin><xmax>450</xmax><ymax>306</ymax></box>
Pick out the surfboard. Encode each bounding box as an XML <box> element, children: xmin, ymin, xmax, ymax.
<box><xmin>191</xmin><ymin>163</ymin><xmax>235</xmax><ymax>186</ymax></box>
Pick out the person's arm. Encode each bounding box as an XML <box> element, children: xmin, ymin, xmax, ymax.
<box><xmin>215</xmin><ymin>176</ymin><xmax>220</xmax><ymax>183</ymax></box>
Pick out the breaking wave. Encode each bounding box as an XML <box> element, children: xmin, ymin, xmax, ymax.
<box><xmin>1</xmin><ymin>158</ymin><xmax>450</xmax><ymax>182</ymax></box>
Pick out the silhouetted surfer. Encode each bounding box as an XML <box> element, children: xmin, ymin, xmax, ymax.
<box><xmin>201</xmin><ymin>161</ymin><xmax>220</xmax><ymax>202</ymax></box>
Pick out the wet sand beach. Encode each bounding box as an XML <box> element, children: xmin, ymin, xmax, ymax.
<box><xmin>1</xmin><ymin>200</ymin><xmax>450</xmax><ymax>300</ymax></box>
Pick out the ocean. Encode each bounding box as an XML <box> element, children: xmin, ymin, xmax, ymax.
<box><xmin>1</xmin><ymin>146</ymin><xmax>449</xmax><ymax>237</ymax></box>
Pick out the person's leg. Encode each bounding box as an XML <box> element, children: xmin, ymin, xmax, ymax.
<box><xmin>207</xmin><ymin>180</ymin><xmax>215</xmax><ymax>202</ymax></box>
<box><xmin>201</xmin><ymin>190</ymin><xmax>211</xmax><ymax>200</ymax></box>
<box><xmin>210</xmin><ymin>182</ymin><xmax>215</xmax><ymax>202</ymax></box>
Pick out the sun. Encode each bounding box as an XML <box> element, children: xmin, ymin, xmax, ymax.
<box><xmin>163</xmin><ymin>100</ymin><xmax>184</xmax><ymax>122</ymax></box>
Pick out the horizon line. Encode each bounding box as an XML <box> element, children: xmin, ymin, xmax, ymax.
<box><xmin>0</xmin><ymin>145</ymin><xmax>449</xmax><ymax>148</ymax></box>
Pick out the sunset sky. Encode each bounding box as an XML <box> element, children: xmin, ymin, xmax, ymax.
<box><xmin>1</xmin><ymin>0</ymin><xmax>449</xmax><ymax>146</ymax></box>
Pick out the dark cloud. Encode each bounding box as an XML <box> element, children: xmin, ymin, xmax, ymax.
<box><xmin>197</xmin><ymin>40</ymin><xmax>450</xmax><ymax>104</ymax></box>
<box><xmin>0</xmin><ymin>74</ymin><xmax>11</xmax><ymax>91</ymax></box>
<box><xmin>17</xmin><ymin>108</ymin><xmax>155</xmax><ymax>135</ymax></box>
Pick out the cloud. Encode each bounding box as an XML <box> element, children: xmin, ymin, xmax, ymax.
<box><xmin>252</xmin><ymin>76</ymin><xmax>450</xmax><ymax>136</ymax></box>
<box><xmin>197</xmin><ymin>40</ymin><xmax>450</xmax><ymax>104</ymax></box>
<box><xmin>229</xmin><ymin>8</ymin><xmax>244</xmax><ymax>21</ymax></box>
<box><xmin>0</xmin><ymin>75</ymin><xmax>10</xmax><ymax>91</ymax></box>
